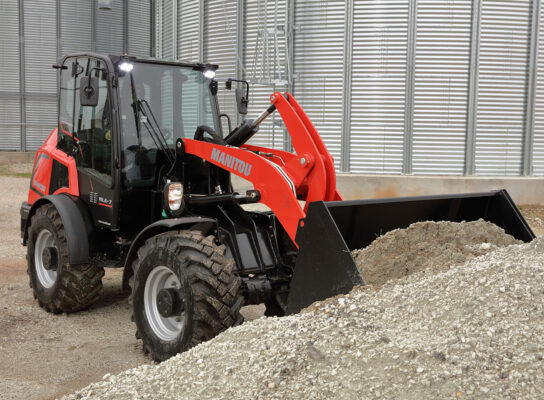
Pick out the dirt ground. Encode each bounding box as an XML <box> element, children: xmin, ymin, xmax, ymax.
<box><xmin>0</xmin><ymin>165</ymin><xmax>542</xmax><ymax>400</ymax></box>
<box><xmin>0</xmin><ymin>168</ymin><xmax>263</xmax><ymax>400</ymax></box>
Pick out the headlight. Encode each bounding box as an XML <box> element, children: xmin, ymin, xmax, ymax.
<box><xmin>163</xmin><ymin>182</ymin><xmax>184</xmax><ymax>215</ymax></box>
<box><xmin>203</xmin><ymin>69</ymin><xmax>216</xmax><ymax>79</ymax></box>
<box><xmin>119</xmin><ymin>62</ymin><xmax>134</xmax><ymax>72</ymax></box>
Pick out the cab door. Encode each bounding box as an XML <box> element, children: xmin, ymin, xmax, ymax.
<box><xmin>68</xmin><ymin>56</ymin><xmax>119</xmax><ymax>229</ymax></box>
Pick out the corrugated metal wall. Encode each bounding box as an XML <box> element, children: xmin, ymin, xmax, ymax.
<box><xmin>244</xmin><ymin>0</ymin><xmax>288</xmax><ymax>149</ymax></box>
<box><xmin>129</xmin><ymin>0</ymin><xmax>153</xmax><ymax>57</ymax></box>
<box><xmin>293</xmin><ymin>0</ymin><xmax>345</xmax><ymax>169</ymax></box>
<box><xmin>159</xmin><ymin>0</ymin><xmax>175</xmax><ymax>59</ymax></box>
<box><xmin>0</xmin><ymin>0</ymin><xmax>21</xmax><ymax>150</ymax></box>
<box><xmin>5</xmin><ymin>0</ymin><xmax>544</xmax><ymax>178</ymax></box>
<box><xmin>60</xmin><ymin>2</ymin><xmax>93</xmax><ymax>54</ymax></box>
<box><xmin>534</xmin><ymin>0</ymin><xmax>544</xmax><ymax>174</ymax></box>
<box><xmin>474</xmin><ymin>1</ymin><xmax>532</xmax><ymax>175</ymax></box>
<box><xmin>204</xmin><ymin>0</ymin><xmax>238</xmax><ymax>134</ymax></box>
<box><xmin>24</xmin><ymin>1</ymin><xmax>57</xmax><ymax>151</ymax></box>
<box><xmin>176</xmin><ymin>0</ymin><xmax>199</xmax><ymax>61</ymax></box>
<box><xmin>154</xmin><ymin>0</ymin><xmax>544</xmax><ymax>177</ymax></box>
<box><xmin>350</xmin><ymin>0</ymin><xmax>408</xmax><ymax>174</ymax></box>
<box><xmin>96</xmin><ymin>0</ymin><xmax>125</xmax><ymax>55</ymax></box>
<box><xmin>0</xmin><ymin>0</ymin><xmax>153</xmax><ymax>151</ymax></box>
<box><xmin>411</xmin><ymin>0</ymin><xmax>472</xmax><ymax>175</ymax></box>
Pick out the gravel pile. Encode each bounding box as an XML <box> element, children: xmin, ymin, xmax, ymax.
<box><xmin>64</xmin><ymin>225</ymin><xmax>544</xmax><ymax>400</ymax></box>
<box><xmin>352</xmin><ymin>219</ymin><xmax>520</xmax><ymax>287</ymax></box>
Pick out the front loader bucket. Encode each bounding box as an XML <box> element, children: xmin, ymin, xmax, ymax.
<box><xmin>286</xmin><ymin>189</ymin><xmax>534</xmax><ymax>314</ymax></box>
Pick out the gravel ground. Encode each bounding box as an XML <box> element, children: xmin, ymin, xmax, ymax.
<box><xmin>0</xmin><ymin>162</ymin><xmax>33</xmax><ymax>176</ymax></box>
<box><xmin>0</xmin><ymin>176</ymin><xmax>29</xmax><ymax>261</ymax></box>
<box><xmin>63</xmin><ymin>235</ymin><xmax>544</xmax><ymax>400</ymax></box>
<box><xmin>1</xmin><ymin>163</ymin><xmax>543</xmax><ymax>399</ymax></box>
<box><xmin>352</xmin><ymin>219</ymin><xmax>520</xmax><ymax>287</ymax></box>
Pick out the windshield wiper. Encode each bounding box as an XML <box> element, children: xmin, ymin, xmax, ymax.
<box><xmin>137</xmin><ymin>99</ymin><xmax>175</xmax><ymax>166</ymax></box>
<box><xmin>129</xmin><ymin>73</ymin><xmax>143</xmax><ymax>149</ymax></box>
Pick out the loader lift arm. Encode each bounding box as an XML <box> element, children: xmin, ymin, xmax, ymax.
<box><xmin>182</xmin><ymin>92</ymin><xmax>340</xmax><ymax>245</ymax></box>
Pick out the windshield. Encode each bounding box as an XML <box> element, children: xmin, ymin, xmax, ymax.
<box><xmin>118</xmin><ymin>62</ymin><xmax>218</xmax><ymax>187</ymax></box>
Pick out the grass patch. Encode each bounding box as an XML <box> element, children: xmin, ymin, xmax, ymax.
<box><xmin>0</xmin><ymin>165</ymin><xmax>32</xmax><ymax>178</ymax></box>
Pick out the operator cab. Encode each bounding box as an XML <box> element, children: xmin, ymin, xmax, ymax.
<box><xmin>55</xmin><ymin>54</ymin><xmax>228</xmax><ymax>236</ymax></box>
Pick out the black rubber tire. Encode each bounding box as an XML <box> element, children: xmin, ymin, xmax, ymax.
<box><xmin>27</xmin><ymin>204</ymin><xmax>104</xmax><ymax>313</ymax></box>
<box><xmin>27</xmin><ymin>204</ymin><xmax>104</xmax><ymax>314</ymax></box>
<box><xmin>132</xmin><ymin>230</ymin><xmax>244</xmax><ymax>362</ymax></box>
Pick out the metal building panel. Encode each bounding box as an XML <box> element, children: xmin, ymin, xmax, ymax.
<box><xmin>350</xmin><ymin>0</ymin><xmax>408</xmax><ymax>174</ymax></box>
<box><xmin>0</xmin><ymin>0</ymin><xmax>20</xmax><ymax>150</ymax></box>
<box><xmin>128</xmin><ymin>0</ymin><xmax>152</xmax><ymax>57</ymax></box>
<box><xmin>25</xmin><ymin>98</ymin><xmax>57</xmax><ymax>151</ymax></box>
<box><xmin>245</xmin><ymin>0</ymin><xmax>287</xmax><ymax>149</ymax></box>
<box><xmin>59</xmin><ymin>1</ymin><xmax>92</xmax><ymax>55</ymax></box>
<box><xmin>475</xmin><ymin>1</ymin><xmax>531</xmax><ymax>175</ymax></box>
<box><xmin>174</xmin><ymin>1</ymin><xmax>200</xmax><ymax>138</ymax></box>
<box><xmin>294</xmin><ymin>0</ymin><xmax>346</xmax><ymax>170</ymax></box>
<box><xmin>177</xmin><ymin>0</ymin><xmax>199</xmax><ymax>61</ymax></box>
<box><xmin>23</xmin><ymin>0</ymin><xmax>57</xmax><ymax>94</ymax></box>
<box><xmin>532</xmin><ymin>1</ymin><xmax>544</xmax><ymax>175</ymax></box>
<box><xmin>0</xmin><ymin>97</ymin><xmax>21</xmax><ymax>150</ymax></box>
<box><xmin>0</xmin><ymin>0</ymin><xmax>20</xmax><ymax>92</ymax></box>
<box><xmin>24</xmin><ymin>0</ymin><xmax>57</xmax><ymax>150</ymax></box>
<box><xmin>204</xmin><ymin>0</ymin><xmax>238</xmax><ymax>134</ymax></box>
<box><xmin>412</xmin><ymin>0</ymin><xmax>472</xmax><ymax>175</ymax></box>
<box><xmin>161</xmin><ymin>0</ymin><xmax>175</xmax><ymax>59</ymax></box>
<box><xmin>96</xmin><ymin>0</ymin><xmax>124</xmax><ymax>54</ymax></box>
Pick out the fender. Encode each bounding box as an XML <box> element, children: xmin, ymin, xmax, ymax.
<box><xmin>121</xmin><ymin>216</ymin><xmax>218</xmax><ymax>291</ymax></box>
<box><xmin>22</xmin><ymin>194</ymin><xmax>93</xmax><ymax>265</ymax></box>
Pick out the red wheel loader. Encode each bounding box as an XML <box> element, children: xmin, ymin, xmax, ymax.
<box><xmin>20</xmin><ymin>54</ymin><xmax>534</xmax><ymax>361</ymax></box>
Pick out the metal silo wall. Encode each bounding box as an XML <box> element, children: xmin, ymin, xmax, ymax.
<box><xmin>5</xmin><ymin>0</ymin><xmax>544</xmax><ymax>178</ymax></box>
<box><xmin>411</xmin><ymin>0</ymin><xmax>472</xmax><ymax>175</ymax></box>
<box><xmin>0</xmin><ymin>0</ymin><xmax>21</xmax><ymax>150</ymax></box>
<box><xmin>349</xmin><ymin>0</ymin><xmax>408</xmax><ymax>174</ymax></box>
<box><xmin>474</xmin><ymin>1</ymin><xmax>531</xmax><ymax>175</ymax></box>
<box><xmin>0</xmin><ymin>0</ymin><xmax>153</xmax><ymax>152</ymax></box>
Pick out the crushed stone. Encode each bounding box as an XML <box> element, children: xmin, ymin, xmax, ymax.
<box><xmin>63</xmin><ymin>229</ymin><xmax>544</xmax><ymax>400</ymax></box>
<box><xmin>352</xmin><ymin>219</ymin><xmax>521</xmax><ymax>287</ymax></box>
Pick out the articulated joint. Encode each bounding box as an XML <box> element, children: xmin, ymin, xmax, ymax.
<box><xmin>243</xmin><ymin>276</ymin><xmax>272</xmax><ymax>305</ymax></box>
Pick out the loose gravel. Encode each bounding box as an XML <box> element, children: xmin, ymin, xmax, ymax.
<box><xmin>352</xmin><ymin>219</ymin><xmax>521</xmax><ymax>287</ymax></box>
<box><xmin>63</xmin><ymin>223</ymin><xmax>544</xmax><ymax>400</ymax></box>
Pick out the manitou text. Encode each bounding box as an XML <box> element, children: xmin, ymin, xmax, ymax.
<box><xmin>210</xmin><ymin>148</ymin><xmax>253</xmax><ymax>177</ymax></box>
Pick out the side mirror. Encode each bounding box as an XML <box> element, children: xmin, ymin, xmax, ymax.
<box><xmin>226</xmin><ymin>78</ymin><xmax>250</xmax><ymax>115</ymax></box>
<box><xmin>235</xmin><ymin>87</ymin><xmax>248</xmax><ymax>115</ymax></box>
<box><xmin>80</xmin><ymin>76</ymin><xmax>99</xmax><ymax>107</ymax></box>
<box><xmin>209</xmin><ymin>80</ymin><xmax>218</xmax><ymax>96</ymax></box>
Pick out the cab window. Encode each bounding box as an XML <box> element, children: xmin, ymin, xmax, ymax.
<box><xmin>73</xmin><ymin>58</ymin><xmax>113</xmax><ymax>186</ymax></box>
<box><xmin>117</xmin><ymin>62</ymin><xmax>217</xmax><ymax>188</ymax></box>
<box><xmin>58</xmin><ymin>57</ymin><xmax>76</xmax><ymax>153</ymax></box>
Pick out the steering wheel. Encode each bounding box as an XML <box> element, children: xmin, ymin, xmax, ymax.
<box><xmin>59</xmin><ymin>121</ymin><xmax>73</xmax><ymax>135</ymax></box>
<box><xmin>193</xmin><ymin>125</ymin><xmax>226</xmax><ymax>145</ymax></box>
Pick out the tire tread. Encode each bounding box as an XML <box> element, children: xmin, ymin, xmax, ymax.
<box><xmin>131</xmin><ymin>230</ymin><xmax>244</xmax><ymax>361</ymax></box>
<box><xmin>27</xmin><ymin>204</ymin><xmax>104</xmax><ymax>313</ymax></box>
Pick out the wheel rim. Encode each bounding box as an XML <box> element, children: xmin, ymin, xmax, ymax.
<box><xmin>144</xmin><ymin>266</ymin><xmax>185</xmax><ymax>341</ymax></box>
<box><xmin>34</xmin><ymin>229</ymin><xmax>58</xmax><ymax>289</ymax></box>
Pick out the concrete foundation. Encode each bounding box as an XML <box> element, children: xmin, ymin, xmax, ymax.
<box><xmin>0</xmin><ymin>151</ymin><xmax>35</xmax><ymax>164</ymax></box>
<box><xmin>234</xmin><ymin>173</ymin><xmax>544</xmax><ymax>205</ymax></box>
<box><xmin>3</xmin><ymin>151</ymin><xmax>541</xmax><ymax>205</ymax></box>
<box><xmin>335</xmin><ymin>174</ymin><xmax>544</xmax><ymax>205</ymax></box>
